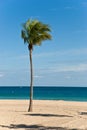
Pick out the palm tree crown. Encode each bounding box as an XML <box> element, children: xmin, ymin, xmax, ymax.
<box><xmin>21</xmin><ymin>19</ymin><xmax>52</xmax><ymax>49</ymax></box>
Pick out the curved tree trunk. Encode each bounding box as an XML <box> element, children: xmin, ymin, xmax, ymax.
<box><xmin>28</xmin><ymin>47</ymin><xmax>33</xmax><ymax>112</ymax></box>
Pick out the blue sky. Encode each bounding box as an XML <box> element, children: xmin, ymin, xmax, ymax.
<box><xmin>0</xmin><ymin>0</ymin><xmax>87</xmax><ymax>86</ymax></box>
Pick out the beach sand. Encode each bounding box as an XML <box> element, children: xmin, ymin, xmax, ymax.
<box><xmin>0</xmin><ymin>100</ymin><xmax>87</xmax><ymax>130</ymax></box>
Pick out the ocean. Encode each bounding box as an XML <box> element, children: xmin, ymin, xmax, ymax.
<box><xmin>0</xmin><ymin>86</ymin><xmax>87</xmax><ymax>101</ymax></box>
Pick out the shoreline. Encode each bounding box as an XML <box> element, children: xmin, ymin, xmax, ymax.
<box><xmin>0</xmin><ymin>99</ymin><xmax>87</xmax><ymax>102</ymax></box>
<box><xmin>0</xmin><ymin>100</ymin><xmax>87</xmax><ymax>130</ymax></box>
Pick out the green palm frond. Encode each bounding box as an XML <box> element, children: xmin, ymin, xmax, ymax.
<box><xmin>21</xmin><ymin>19</ymin><xmax>52</xmax><ymax>48</ymax></box>
<box><xmin>21</xmin><ymin>30</ymin><xmax>28</xmax><ymax>43</ymax></box>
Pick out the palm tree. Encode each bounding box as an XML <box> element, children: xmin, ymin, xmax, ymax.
<box><xmin>21</xmin><ymin>19</ymin><xmax>52</xmax><ymax>112</ymax></box>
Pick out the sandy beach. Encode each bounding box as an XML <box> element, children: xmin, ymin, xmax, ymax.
<box><xmin>0</xmin><ymin>100</ymin><xmax>87</xmax><ymax>130</ymax></box>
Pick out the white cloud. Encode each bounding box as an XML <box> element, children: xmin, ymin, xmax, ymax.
<box><xmin>67</xmin><ymin>48</ymin><xmax>87</xmax><ymax>55</ymax></box>
<box><xmin>34</xmin><ymin>48</ymin><xmax>87</xmax><ymax>58</ymax></box>
<box><xmin>0</xmin><ymin>73</ymin><xmax>4</xmax><ymax>78</ymax></box>
<box><xmin>48</xmin><ymin>63</ymin><xmax>87</xmax><ymax>73</ymax></box>
<box><xmin>33</xmin><ymin>63</ymin><xmax>87</xmax><ymax>76</ymax></box>
<box><xmin>13</xmin><ymin>47</ymin><xmax>87</xmax><ymax>61</ymax></box>
<box><xmin>34</xmin><ymin>75</ymin><xmax>43</xmax><ymax>78</ymax></box>
<box><xmin>65</xmin><ymin>76</ymin><xmax>72</xmax><ymax>79</ymax></box>
<box><xmin>17</xmin><ymin>55</ymin><xmax>28</xmax><ymax>59</ymax></box>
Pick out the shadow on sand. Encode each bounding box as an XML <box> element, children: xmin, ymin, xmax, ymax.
<box><xmin>0</xmin><ymin>124</ymin><xmax>78</xmax><ymax>130</ymax></box>
<box><xmin>24</xmin><ymin>113</ymin><xmax>73</xmax><ymax>118</ymax></box>
<box><xmin>80</xmin><ymin>112</ymin><xmax>87</xmax><ymax>115</ymax></box>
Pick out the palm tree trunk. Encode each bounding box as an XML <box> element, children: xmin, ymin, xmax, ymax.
<box><xmin>28</xmin><ymin>48</ymin><xmax>33</xmax><ymax>112</ymax></box>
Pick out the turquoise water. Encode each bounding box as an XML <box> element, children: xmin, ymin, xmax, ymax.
<box><xmin>0</xmin><ymin>86</ymin><xmax>87</xmax><ymax>101</ymax></box>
